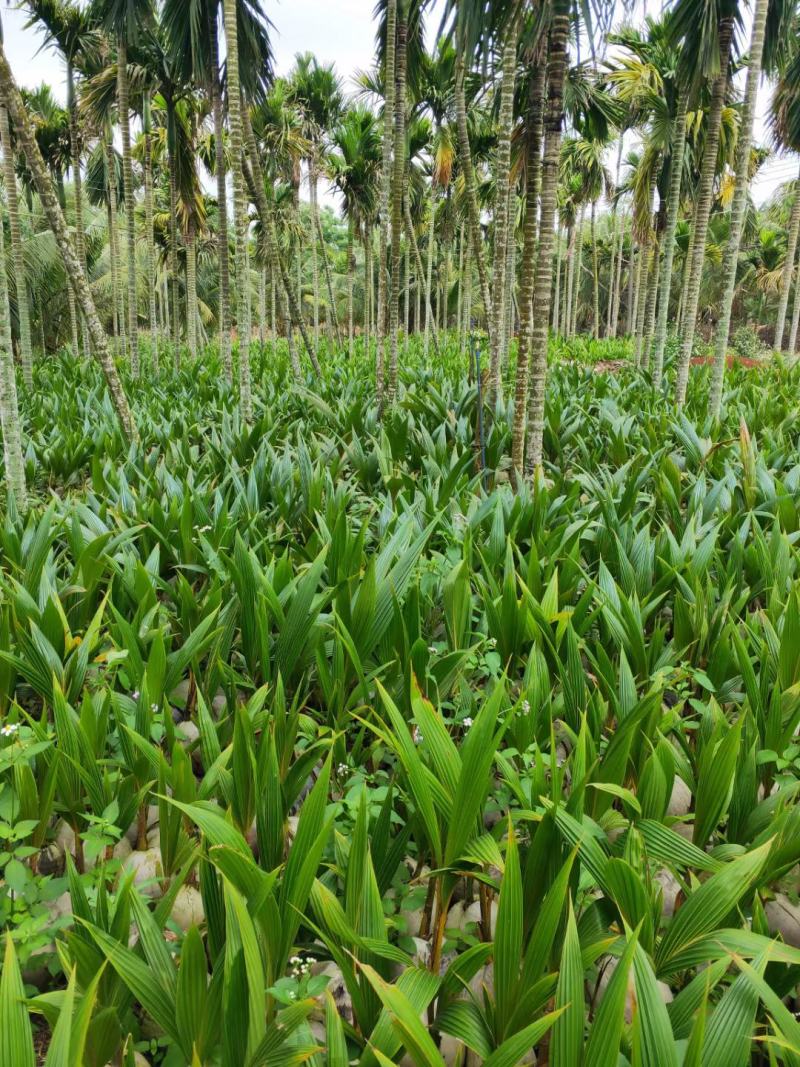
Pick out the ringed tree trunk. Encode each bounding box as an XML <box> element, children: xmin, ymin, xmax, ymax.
<box><xmin>674</xmin><ymin>16</ymin><xmax>735</xmax><ymax>407</ymax></box>
<box><xmin>774</xmin><ymin>160</ymin><xmax>800</xmax><ymax>352</ymax></box>
<box><xmin>308</xmin><ymin>155</ymin><xmax>321</xmax><ymax>354</ymax></box>
<box><xmin>489</xmin><ymin>5</ymin><xmax>521</xmax><ymax>401</ymax></box>
<box><xmin>424</xmin><ymin>186</ymin><xmax>436</xmax><ymax>357</ymax></box>
<box><xmin>347</xmin><ymin>221</ymin><xmax>355</xmax><ymax>358</ymax></box>
<box><xmin>186</xmin><ymin>215</ymin><xmax>198</xmax><ymax>361</ymax></box>
<box><xmin>67</xmin><ymin>60</ymin><xmax>89</xmax><ymax>358</ymax></box>
<box><xmin>167</xmin><ymin>112</ymin><xmax>180</xmax><ymax>364</ymax></box>
<box><xmin>611</xmin><ymin>208</ymin><xmax>626</xmax><ymax>335</ymax></box>
<box><xmin>0</xmin><ymin>183</ymin><xmax>27</xmax><ymax>511</ymax></box>
<box><xmin>106</xmin><ymin>135</ymin><xmax>125</xmax><ymax>358</ymax></box>
<box><xmin>708</xmin><ymin>0</ymin><xmax>769</xmax><ymax>419</ymax></box>
<box><xmin>553</xmin><ymin>220</ymin><xmax>563</xmax><ymax>333</ymax></box>
<box><xmin>223</xmin><ymin>0</ymin><xmax>252</xmax><ymax>420</ymax></box>
<box><xmin>456</xmin><ymin>221</ymin><xmax>464</xmax><ymax>345</ymax></box>
<box><xmin>117</xmin><ymin>37</ymin><xmax>138</xmax><ymax>375</ymax></box>
<box><xmin>0</xmin><ymin>40</ymin><xmax>135</xmax><ymax>439</ymax></box>
<box><xmin>364</xmin><ymin>227</ymin><xmax>372</xmax><ymax>358</ymax></box>
<box><xmin>564</xmin><ymin>225</ymin><xmax>576</xmax><ymax>337</ymax></box>
<box><xmin>377</xmin><ymin>0</ymin><xmax>397</xmax><ymax>405</ymax></box>
<box><xmin>510</xmin><ymin>45</ymin><xmax>547</xmax><ymax>477</ymax></box>
<box><xmin>651</xmin><ymin>87</ymin><xmax>689</xmax><ymax>384</ymax></box>
<box><xmin>788</xmin><ymin>241</ymin><xmax>800</xmax><ymax>353</ymax></box>
<box><xmin>455</xmin><ymin>51</ymin><xmax>493</xmax><ymax>339</ymax></box>
<box><xmin>522</xmin><ymin>1</ymin><xmax>570</xmax><ymax>479</ymax></box>
<box><xmin>590</xmin><ymin>199</ymin><xmax>600</xmax><ymax>338</ymax></box>
<box><xmin>385</xmin><ymin>1</ymin><xmax>407</xmax><ymax>407</ymax></box>
<box><xmin>606</xmin><ymin>136</ymin><xmax>624</xmax><ymax>336</ymax></box>
<box><xmin>208</xmin><ymin>7</ymin><xmax>232</xmax><ymax>381</ymax></box>
<box><xmin>0</xmin><ymin>106</ymin><xmax>33</xmax><ymax>386</ymax></box>
<box><xmin>142</xmin><ymin>93</ymin><xmax>158</xmax><ymax>371</ymax></box>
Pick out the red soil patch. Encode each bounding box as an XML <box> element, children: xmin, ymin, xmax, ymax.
<box><xmin>690</xmin><ymin>354</ymin><xmax>761</xmax><ymax>369</ymax></box>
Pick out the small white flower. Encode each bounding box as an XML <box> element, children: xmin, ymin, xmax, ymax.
<box><xmin>197</xmin><ymin>524</ymin><xmax>212</xmax><ymax>533</ymax></box>
<box><xmin>428</xmin><ymin>645</ymin><xmax>436</xmax><ymax>654</ymax></box>
<box><xmin>131</xmin><ymin>690</ymin><xmax>140</xmax><ymax>701</ymax></box>
<box><xmin>487</xmin><ymin>637</ymin><xmax>497</xmax><ymax>648</ymax></box>
<box><xmin>412</xmin><ymin>726</ymin><xmax>423</xmax><ymax>745</ymax></box>
<box><xmin>290</xmin><ymin>955</ymin><xmax>302</xmax><ymax>965</ymax></box>
<box><xmin>462</xmin><ymin>717</ymin><xmax>473</xmax><ymax>729</ymax></box>
<box><xmin>151</xmin><ymin>703</ymin><xmax>159</xmax><ymax>713</ymax></box>
<box><xmin>337</xmin><ymin>763</ymin><xmax>348</xmax><ymax>776</ymax></box>
<box><xmin>522</xmin><ymin>700</ymin><xmax>530</xmax><ymax>714</ymax></box>
<box><xmin>1</xmin><ymin>723</ymin><xmax>19</xmax><ymax>737</ymax></box>
<box><xmin>288</xmin><ymin>990</ymin><xmax>297</xmax><ymax>999</ymax></box>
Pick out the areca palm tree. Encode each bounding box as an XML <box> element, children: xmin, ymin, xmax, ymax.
<box><xmin>521</xmin><ymin>0</ymin><xmax>571</xmax><ymax>479</ymax></box>
<box><xmin>329</xmin><ymin>106</ymin><xmax>381</xmax><ymax>357</ymax></box>
<box><xmin>0</xmin><ymin>34</ymin><xmax>134</xmax><ymax>438</ymax></box>
<box><xmin>0</xmin><ymin>105</ymin><xmax>34</xmax><ymax>386</ymax></box>
<box><xmin>770</xmin><ymin>34</ymin><xmax>800</xmax><ymax>352</ymax></box>
<box><xmin>708</xmin><ymin>0</ymin><xmax>773</xmax><ymax>417</ymax></box>
<box><xmin>25</xmin><ymin>0</ymin><xmax>102</xmax><ymax>359</ymax></box>
<box><xmin>93</xmin><ymin>0</ymin><xmax>154</xmax><ymax>376</ymax></box>
<box><xmin>289</xmin><ymin>53</ymin><xmax>344</xmax><ymax>355</ymax></box>
<box><xmin>670</xmin><ymin>0</ymin><xmax>739</xmax><ymax>406</ymax></box>
<box><xmin>0</xmin><ymin>149</ymin><xmax>27</xmax><ymax>510</ymax></box>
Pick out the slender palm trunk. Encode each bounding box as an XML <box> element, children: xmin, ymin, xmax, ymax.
<box><xmin>774</xmin><ymin>162</ymin><xmax>800</xmax><ymax>352</ymax></box>
<box><xmin>0</xmin><ymin>41</ymin><xmax>134</xmax><ymax>438</ymax></box>
<box><xmin>788</xmin><ymin>246</ymin><xmax>800</xmax><ymax>354</ymax></box>
<box><xmin>456</xmin><ymin>222</ymin><xmax>464</xmax><ymax>346</ymax></box>
<box><xmin>186</xmin><ymin>216</ymin><xmax>198</xmax><ymax>361</ymax></box>
<box><xmin>708</xmin><ymin>0</ymin><xmax>769</xmax><ymax>418</ymax></box>
<box><xmin>67</xmin><ymin>63</ymin><xmax>89</xmax><ymax>359</ymax></box>
<box><xmin>674</xmin><ymin>16</ymin><xmax>735</xmax><ymax>406</ymax></box>
<box><xmin>455</xmin><ymin>51</ymin><xmax>493</xmax><ymax>339</ymax></box>
<box><xmin>641</xmin><ymin>238</ymin><xmax>659</xmax><ymax>369</ymax></box>
<box><xmin>0</xmin><ymin>180</ymin><xmax>26</xmax><ymax>510</ymax></box>
<box><xmin>565</xmin><ymin>225</ymin><xmax>576</xmax><ymax>337</ymax></box>
<box><xmin>208</xmin><ymin>9</ymin><xmax>232</xmax><ymax>380</ymax></box>
<box><xmin>347</xmin><ymin>223</ymin><xmax>355</xmax><ymax>358</ymax></box>
<box><xmin>280</xmin><ymin>268</ymin><xmax>302</xmax><ymax>378</ymax></box>
<box><xmin>572</xmin><ymin>205</ymin><xmax>585</xmax><ymax>336</ymax></box>
<box><xmin>553</xmin><ymin>223</ymin><xmax>563</xmax><ymax>333</ymax></box>
<box><xmin>424</xmin><ymin>188</ymin><xmax>436</xmax><ymax>357</ymax></box>
<box><xmin>511</xmin><ymin>47</ymin><xmax>546</xmax><ymax>475</ymax></box>
<box><xmin>627</xmin><ymin>241</ymin><xmax>638</xmax><ymax>334</ymax></box>
<box><xmin>258</xmin><ymin>266</ymin><xmax>266</xmax><ymax>349</ymax></box>
<box><xmin>308</xmin><ymin>157</ymin><xmax>321</xmax><ymax>353</ymax></box>
<box><xmin>523</xmin><ymin>2</ymin><xmax>570</xmax><ymax>478</ymax></box>
<box><xmin>489</xmin><ymin>6</ymin><xmax>520</xmax><ymax>399</ymax></box>
<box><xmin>651</xmin><ymin>88</ymin><xmax>688</xmax><ymax>383</ymax></box>
<box><xmin>591</xmin><ymin>199</ymin><xmax>600</xmax><ymax>338</ymax></box>
<box><xmin>403</xmin><ymin>240</ymin><xmax>410</xmax><ymax>352</ymax></box>
<box><xmin>270</xmin><ymin>267</ymin><xmax>276</xmax><ymax>345</ymax></box>
<box><xmin>0</xmin><ymin>106</ymin><xmax>32</xmax><ymax>386</ymax></box>
<box><xmin>167</xmin><ymin>131</ymin><xmax>180</xmax><ymax>363</ymax></box>
<box><xmin>107</xmin><ymin>137</ymin><xmax>125</xmax><ymax>357</ymax></box>
<box><xmin>377</xmin><ymin>0</ymin><xmax>397</xmax><ymax>404</ymax></box>
<box><xmin>386</xmin><ymin>2</ymin><xmax>407</xmax><ymax>406</ymax></box>
<box><xmin>611</xmin><ymin>209</ymin><xmax>626</xmax><ymax>335</ymax></box>
<box><xmin>117</xmin><ymin>37</ymin><xmax>138</xmax><ymax>375</ymax></box>
<box><xmin>143</xmin><ymin>96</ymin><xmax>158</xmax><ymax>372</ymax></box>
<box><xmin>505</xmin><ymin>192</ymin><xmax>516</xmax><ymax>356</ymax></box>
<box><xmin>107</xmin><ymin>200</ymin><xmax>118</xmax><ymax>345</ymax></box>
<box><xmin>364</xmin><ymin>230</ymin><xmax>372</xmax><ymax>359</ymax></box>
<box><xmin>223</xmin><ymin>0</ymin><xmax>252</xmax><ymax>419</ymax></box>
<box><xmin>606</xmin><ymin>137</ymin><xmax>624</xmax><ymax>336</ymax></box>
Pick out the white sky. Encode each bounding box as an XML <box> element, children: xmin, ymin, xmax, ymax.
<box><xmin>1</xmin><ymin>0</ymin><xmax>793</xmax><ymax>209</ymax></box>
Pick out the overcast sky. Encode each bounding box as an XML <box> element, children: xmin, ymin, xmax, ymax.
<box><xmin>1</xmin><ymin>0</ymin><xmax>794</xmax><ymax>209</ymax></box>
